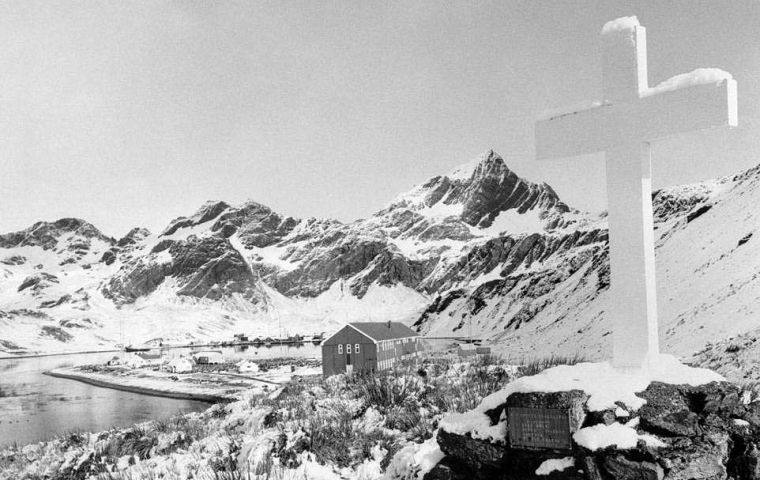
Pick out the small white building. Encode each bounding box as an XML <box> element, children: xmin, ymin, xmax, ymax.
<box><xmin>167</xmin><ymin>357</ymin><xmax>194</xmax><ymax>373</ymax></box>
<box><xmin>121</xmin><ymin>353</ymin><xmax>147</xmax><ymax>368</ymax></box>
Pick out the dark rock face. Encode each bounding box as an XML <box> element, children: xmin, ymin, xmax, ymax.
<box><xmin>17</xmin><ymin>273</ymin><xmax>59</xmax><ymax>293</ymax></box>
<box><xmin>602</xmin><ymin>455</ymin><xmax>664</xmax><ymax>480</ymax></box>
<box><xmin>211</xmin><ymin>201</ymin><xmax>297</xmax><ymax>248</ymax></box>
<box><xmin>39</xmin><ymin>325</ymin><xmax>73</xmax><ymax>342</ymax></box>
<box><xmin>638</xmin><ymin>383</ymin><xmax>703</xmax><ymax>437</ymax></box>
<box><xmin>435</xmin><ymin>381</ymin><xmax>760</xmax><ymax>480</ymax></box>
<box><xmin>652</xmin><ymin>185</ymin><xmax>715</xmax><ymax>223</ymax></box>
<box><xmin>457</xmin><ymin>153</ymin><xmax>569</xmax><ymax>228</ymax></box>
<box><xmin>102</xmin><ymin>258</ymin><xmax>172</xmax><ymax>303</ymax></box>
<box><xmin>100</xmin><ymin>250</ymin><xmax>117</xmax><ymax>265</ymax></box>
<box><xmin>0</xmin><ymin>255</ymin><xmax>26</xmax><ymax>265</ymax></box>
<box><xmin>0</xmin><ymin>218</ymin><xmax>113</xmax><ymax>250</ymax></box>
<box><xmin>117</xmin><ymin>227</ymin><xmax>151</xmax><ymax>248</ymax></box>
<box><xmin>170</xmin><ymin>236</ymin><xmax>260</xmax><ymax>300</ymax></box>
<box><xmin>103</xmin><ymin>235</ymin><xmax>262</xmax><ymax>303</ymax></box>
<box><xmin>161</xmin><ymin>201</ymin><xmax>230</xmax><ymax>236</ymax></box>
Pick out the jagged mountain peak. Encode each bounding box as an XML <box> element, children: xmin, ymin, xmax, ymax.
<box><xmin>445</xmin><ymin>149</ymin><xmax>500</xmax><ymax>181</ymax></box>
<box><xmin>161</xmin><ymin>200</ymin><xmax>231</xmax><ymax>237</ymax></box>
<box><xmin>0</xmin><ymin>218</ymin><xmax>114</xmax><ymax>251</ymax></box>
<box><xmin>381</xmin><ymin>150</ymin><xmax>569</xmax><ymax>231</ymax></box>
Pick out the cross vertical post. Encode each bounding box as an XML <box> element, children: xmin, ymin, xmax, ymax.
<box><xmin>603</xmin><ymin>24</ymin><xmax>659</xmax><ymax>368</ymax></box>
<box><xmin>606</xmin><ymin>141</ymin><xmax>659</xmax><ymax>367</ymax></box>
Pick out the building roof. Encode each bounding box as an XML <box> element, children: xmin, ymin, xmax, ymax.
<box><xmin>348</xmin><ymin>322</ymin><xmax>419</xmax><ymax>342</ymax></box>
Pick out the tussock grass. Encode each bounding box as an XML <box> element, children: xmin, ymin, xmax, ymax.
<box><xmin>3</xmin><ymin>352</ymin><xmax>567</xmax><ymax>480</ymax></box>
<box><xmin>512</xmin><ymin>353</ymin><xmax>587</xmax><ymax>377</ymax></box>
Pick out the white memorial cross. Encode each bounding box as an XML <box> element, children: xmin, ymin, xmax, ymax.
<box><xmin>535</xmin><ymin>17</ymin><xmax>738</xmax><ymax>369</ymax></box>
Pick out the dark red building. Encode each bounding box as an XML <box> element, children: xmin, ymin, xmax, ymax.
<box><xmin>321</xmin><ymin>322</ymin><xmax>421</xmax><ymax>377</ymax></box>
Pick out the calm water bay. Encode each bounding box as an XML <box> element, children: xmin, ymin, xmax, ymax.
<box><xmin>0</xmin><ymin>344</ymin><xmax>319</xmax><ymax>448</ymax></box>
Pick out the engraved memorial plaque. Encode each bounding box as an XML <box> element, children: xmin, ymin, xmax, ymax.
<box><xmin>507</xmin><ymin>407</ymin><xmax>572</xmax><ymax>451</ymax></box>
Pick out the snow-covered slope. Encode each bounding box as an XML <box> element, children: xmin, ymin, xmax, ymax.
<box><xmin>415</xmin><ymin>167</ymin><xmax>759</xmax><ymax>362</ymax></box>
<box><xmin>1</xmin><ymin>150</ymin><xmax>758</xmax><ymax>360</ymax></box>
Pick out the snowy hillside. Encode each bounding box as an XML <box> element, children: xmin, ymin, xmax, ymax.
<box><xmin>1</xmin><ymin>150</ymin><xmax>758</xmax><ymax>359</ymax></box>
<box><xmin>415</xmin><ymin>166</ymin><xmax>759</xmax><ymax>362</ymax></box>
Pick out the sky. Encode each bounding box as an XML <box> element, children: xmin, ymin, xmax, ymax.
<box><xmin>1</xmin><ymin>1</ymin><xmax>760</xmax><ymax>238</ymax></box>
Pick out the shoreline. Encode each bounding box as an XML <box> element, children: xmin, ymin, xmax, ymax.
<box><xmin>0</xmin><ymin>341</ymin><xmax>323</xmax><ymax>361</ymax></box>
<box><xmin>43</xmin><ymin>369</ymin><xmax>229</xmax><ymax>403</ymax></box>
<box><xmin>0</xmin><ymin>348</ymin><xmax>121</xmax><ymax>361</ymax></box>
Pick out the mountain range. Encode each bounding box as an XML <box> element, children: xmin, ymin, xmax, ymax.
<box><xmin>1</xmin><ymin>149</ymin><xmax>758</xmax><ymax>362</ymax></box>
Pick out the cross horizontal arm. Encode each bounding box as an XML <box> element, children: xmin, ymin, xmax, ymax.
<box><xmin>535</xmin><ymin>80</ymin><xmax>737</xmax><ymax>160</ymax></box>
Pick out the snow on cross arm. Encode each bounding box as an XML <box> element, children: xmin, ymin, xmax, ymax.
<box><xmin>643</xmin><ymin>68</ymin><xmax>734</xmax><ymax>97</ymax></box>
<box><xmin>600</xmin><ymin>15</ymin><xmax>640</xmax><ymax>34</ymax></box>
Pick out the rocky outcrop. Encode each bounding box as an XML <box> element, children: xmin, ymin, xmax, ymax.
<box><xmin>103</xmin><ymin>235</ymin><xmax>262</xmax><ymax>304</ymax></box>
<box><xmin>102</xmin><ymin>258</ymin><xmax>172</xmax><ymax>303</ymax></box>
<box><xmin>0</xmin><ymin>218</ymin><xmax>113</xmax><ymax>250</ymax></box>
<box><xmin>161</xmin><ymin>201</ymin><xmax>230</xmax><ymax>236</ymax></box>
<box><xmin>17</xmin><ymin>273</ymin><xmax>59</xmax><ymax>293</ymax></box>
<box><xmin>211</xmin><ymin>201</ymin><xmax>298</xmax><ymax>247</ymax></box>
<box><xmin>170</xmin><ymin>235</ymin><xmax>261</xmax><ymax>301</ymax></box>
<box><xmin>1</xmin><ymin>255</ymin><xmax>26</xmax><ymax>265</ymax></box>
<box><xmin>431</xmin><ymin>381</ymin><xmax>760</xmax><ymax>480</ymax></box>
<box><xmin>100</xmin><ymin>227</ymin><xmax>152</xmax><ymax>266</ymax></box>
<box><xmin>117</xmin><ymin>227</ymin><xmax>151</xmax><ymax>248</ymax></box>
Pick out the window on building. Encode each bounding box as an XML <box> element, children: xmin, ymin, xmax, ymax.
<box><xmin>355</xmin><ymin>344</ymin><xmax>360</xmax><ymax>353</ymax></box>
<box><xmin>338</xmin><ymin>344</ymin><xmax>343</xmax><ymax>354</ymax></box>
<box><xmin>347</xmin><ymin>344</ymin><xmax>352</xmax><ymax>354</ymax></box>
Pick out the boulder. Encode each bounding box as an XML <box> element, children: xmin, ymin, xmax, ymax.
<box><xmin>602</xmin><ymin>455</ymin><xmax>663</xmax><ymax>480</ymax></box>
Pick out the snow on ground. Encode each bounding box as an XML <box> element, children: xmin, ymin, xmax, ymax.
<box><xmin>573</xmin><ymin>422</ymin><xmax>666</xmax><ymax>451</ymax></box>
<box><xmin>250</xmin><ymin>282</ymin><xmax>421</xmax><ymax>346</ymax></box>
<box><xmin>1</xmin><ymin>356</ymin><xmax>509</xmax><ymax>480</ymax></box>
<box><xmin>49</xmin><ymin>361</ymin><xmax>322</xmax><ymax>401</ymax></box>
<box><xmin>229</xmin><ymin>234</ymin><xmax>302</xmax><ymax>272</ymax></box>
<box><xmin>384</xmin><ymin>434</ymin><xmax>444</xmax><ymax>480</ymax></box>
<box><xmin>389</xmin><ymin>237</ymin><xmax>469</xmax><ymax>261</ymax></box>
<box><xmin>439</xmin><ymin>355</ymin><xmax>722</xmax><ymax>442</ymax></box>
<box><xmin>535</xmin><ymin>457</ymin><xmax>575</xmax><ymax>476</ymax></box>
<box><xmin>0</xmin><ymin>265</ymin><xmax>429</xmax><ymax>354</ymax></box>
<box><xmin>476</xmin><ymin>208</ymin><xmax>546</xmax><ymax>236</ymax></box>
